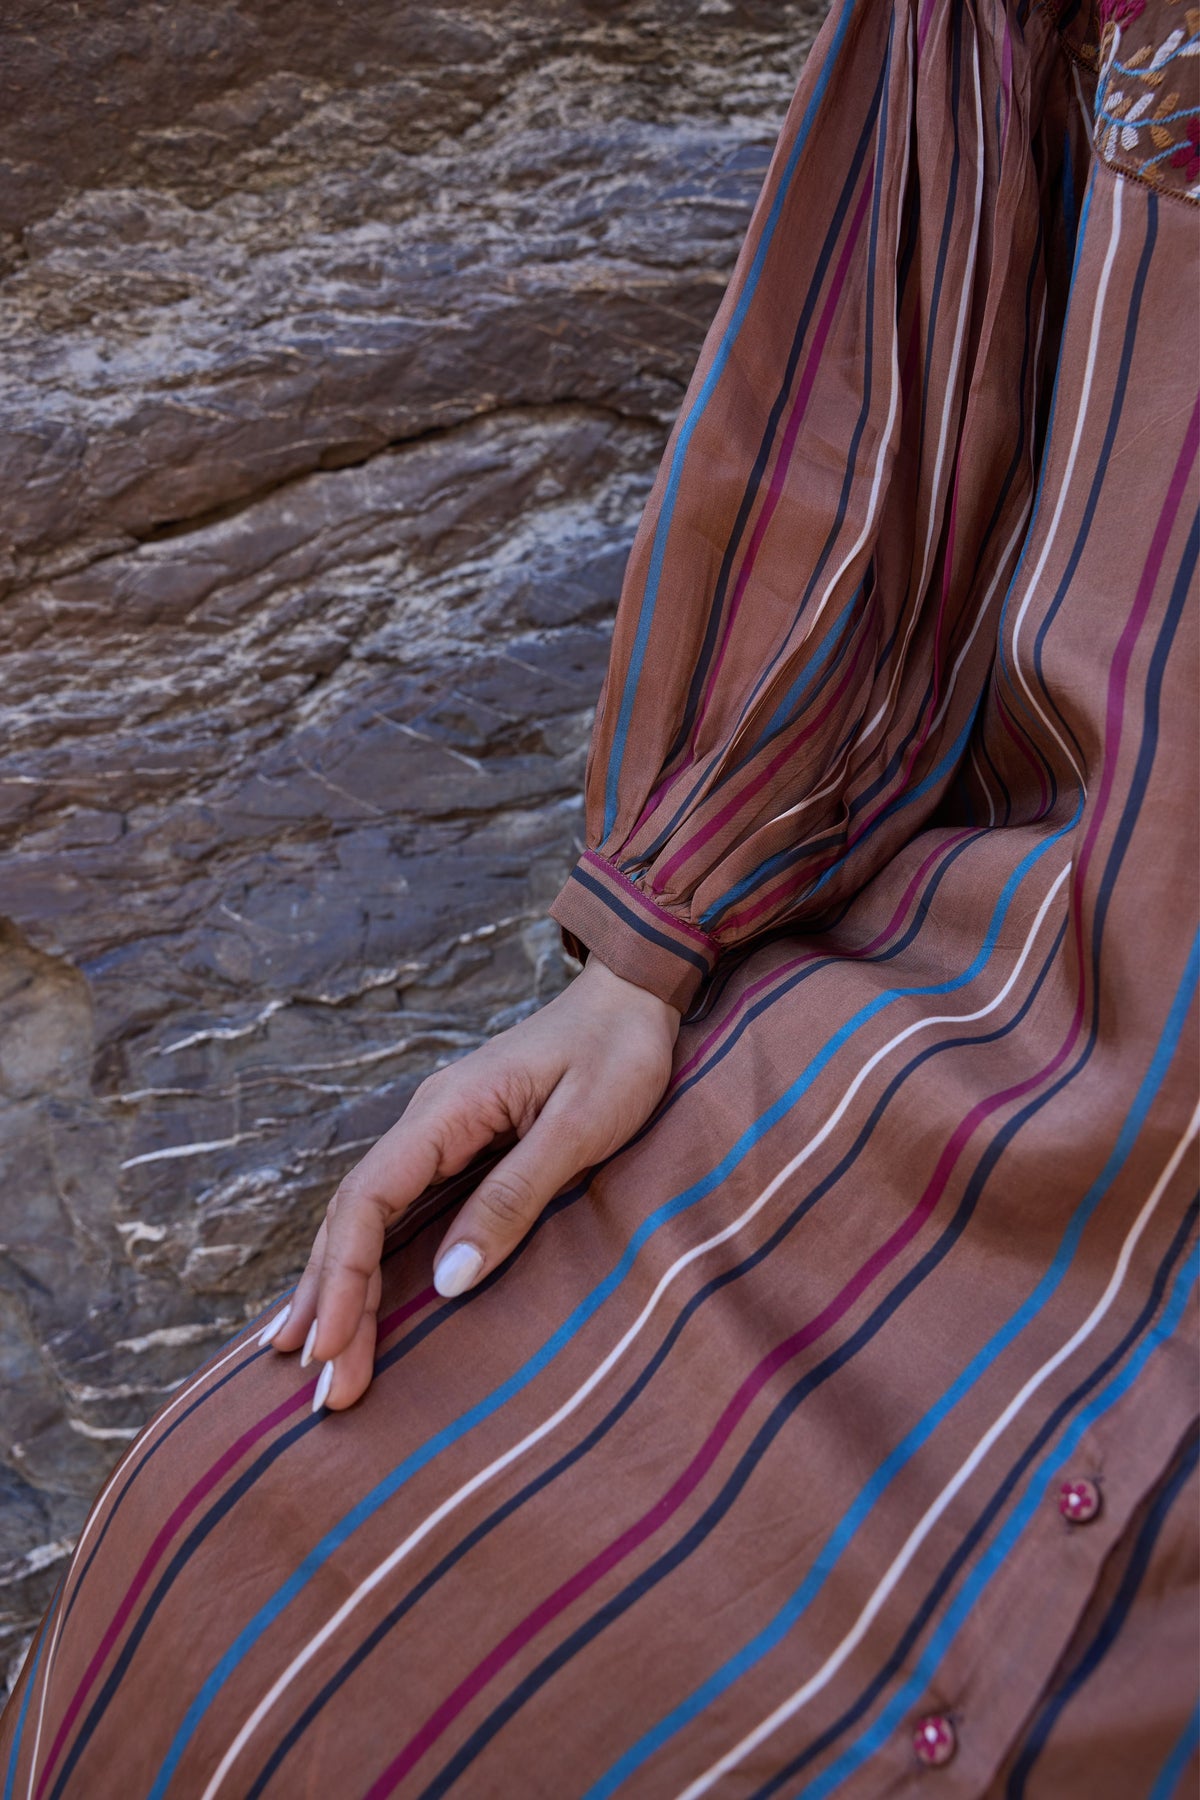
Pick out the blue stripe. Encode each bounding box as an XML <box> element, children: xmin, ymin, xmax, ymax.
<box><xmin>1006</xmin><ymin>1426</ymin><xmax>1200</xmax><ymax>1795</ymax></box>
<box><xmin>1024</xmin><ymin>193</ymin><xmax>1157</xmax><ymax>783</ymax></box>
<box><xmin>584</xmin><ymin>933</ymin><xmax>1199</xmax><ymax>1798</ymax></box>
<box><xmin>637</xmin><ymin>573</ymin><xmax>866</xmax><ymax>877</ymax></box>
<box><xmin>47</xmin><ymin>840</ymin><xmax>984</xmax><ymax>1796</ymax></box>
<box><xmin>58</xmin><ymin>1195</ymin><xmax>456</xmax><ymax>1646</ymax></box>
<box><xmin>414</xmin><ymin>924</ymin><xmax>1073</xmax><ymax>1800</ymax></box>
<box><xmin>649</xmin><ymin>58</ymin><xmax>887</xmax><ymax>813</ymax></box>
<box><xmin>602</xmin><ymin>0</ymin><xmax>861</xmax><ymax>838</ymax></box>
<box><xmin>798</xmin><ymin>1249</ymin><xmax>1200</xmax><ymax>1799</ymax></box>
<box><xmin>146</xmin><ymin>821</ymin><xmax>1069</xmax><ymax>1795</ymax></box>
<box><xmin>3</xmin><ymin>1621</ymin><xmax>48</xmax><ymax>1800</ymax></box>
<box><xmin>706</xmin><ymin>166</ymin><xmax>1141</xmax><ymax>936</ymax></box>
<box><xmin>1149</xmin><ymin>1702</ymin><xmax>1200</xmax><ymax>1800</ymax></box>
<box><xmin>735</xmin><ymin>585</ymin><xmax>861</xmax><ymax>763</ymax></box>
<box><xmin>701</xmin><ymin>704</ymin><xmax>981</xmax><ymax>926</ymax></box>
<box><xmin>236</xmin><ymin>844</ymin><xmax>989</xmax><ymax>1796</ymax></box>
<box><xmin>994</xmin><ymin>163</ymin><xmax>1097</xmax><ymax>695</ymax></box>
<box><xmin>750</xmin><ymin>1199</ymin><xmax>1198</xmax><ymax>1798</ymax></box>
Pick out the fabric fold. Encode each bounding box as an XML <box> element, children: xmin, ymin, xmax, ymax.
<box><xmin>553</xmin><ymin>0</ymin><xmax>1079</xmax><ymax>1003</ymax></box>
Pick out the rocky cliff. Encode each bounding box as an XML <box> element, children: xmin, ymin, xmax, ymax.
<box><xmin>0</xmin><ymin>0</ymin><xmax>828</xmax><ymax>1691</ymax></box>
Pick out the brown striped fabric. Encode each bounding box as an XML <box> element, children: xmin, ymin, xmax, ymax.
<box><xmin>2</xmin><ymin>0</ymin><xmax>1198</xmax><ymax>1795</ymax></box>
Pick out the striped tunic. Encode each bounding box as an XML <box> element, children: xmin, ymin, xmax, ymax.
<box><xmin>2</xmin><ymin>0</ymin><xmax>1198</xmax><ymax>1795</ymax></box>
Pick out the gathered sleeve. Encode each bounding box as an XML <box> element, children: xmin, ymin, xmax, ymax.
<box><xmin>550</xmin><ymin>0</ymin><xmax>1069</xmax><ymax>1010</ymax></box>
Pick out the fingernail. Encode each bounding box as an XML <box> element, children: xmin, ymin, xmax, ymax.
<box><xmin>257</xmin><ymin>1305</ymin><xmax>291</xmax><ymax>1348</ymax></box>
<box><xmin>301</xmin><ymin>1318</ymin><xmax>319</xmax><ymax>1368</ymax></box>
<box><xmin>433</xmin><ymin>1242</ymin><xmax>484</xmax><ymax>1298</ymax></box>
<box><xmin>312</xmin><ymin>1361</ymin><xmax>334</xmax><ymax>1413</ymax></box>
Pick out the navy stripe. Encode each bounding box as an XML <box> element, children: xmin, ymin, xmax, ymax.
<box><xmin>1024</xmin><ymin>197</ymin><xmax>1159</xmax><ymax>781</ymax></box>
<box><xmin>62</xmin><ymin>504</ymin><xmax>1188</xmax><ymax>1779</ymax></box>
<box><xmin>571</xmin><ymin>866</ymin><xmax>713</xmax><ymax>974</ymax></box>
<box><xmin>411</xmin><ymin>933</ymin><xmax>1074</xmax><ymax>1800</ymax></box>
<box><xmin>1005</xmin><ymin>1422</ymin><xmax>1200</xmax><ymax>1797</ymax></box>
<box><xmin>113</xmin><ymin>825</ymin><xmax>984</xmax><ymax>1747</ymax></box>
<box><xmin>408</xmin><ymin>503</ymin><xmax>1197</xmax><ymax>1791</ymax></box>
<box><xmin>638</xmin><ymin>63</ymin><xmax>890</xmax><ymax>860</ymax></box>
<box><xmin>751</xmin><ymin>1200</ymin><xmax>1200</xmax><ymax>1799</ymax></box>
<box><xmin>56</xmin><ymin>1174</ymin><xmax>477</xmax><ymax>1635</ymax></box>
<box><xmin>707</xmin><ymin>164</ymin><xmax>1155</xmax><ymax>933</ymax></box>
<box><xmin>248</xmin><ymin>906</ymin><xmax>1066</xmax><ymax>1799</ymax></box>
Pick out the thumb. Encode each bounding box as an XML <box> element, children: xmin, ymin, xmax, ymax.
<box><xmin>431</xmin><ymin>1091</ymin><xmax>588</xmax><ymax>1297</ymax></box>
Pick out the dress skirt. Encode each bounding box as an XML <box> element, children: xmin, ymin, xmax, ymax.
<box><xmin>2</xmin><ymin>0</ymin><xmax>1197</xmax><ymax>1794</ymax></box>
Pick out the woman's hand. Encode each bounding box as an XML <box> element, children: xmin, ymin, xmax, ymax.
<box><xmin>257</xmin><ymin>956</ymin><xmax>681</xmax><ymax>1411</ymax></box>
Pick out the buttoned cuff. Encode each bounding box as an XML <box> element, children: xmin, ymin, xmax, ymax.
<box><xmin>549</xmin><ymin>849</ymin><xmax>720</xmax><ymax>1013</ymax></box>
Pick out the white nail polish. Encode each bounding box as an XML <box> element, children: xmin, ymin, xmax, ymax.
<box><xmin>301</xmin><ymin>1318</ymin><xmax>319</xmax><ymax>1367</ymax></box>
<box><xmin>433</xmin><ymin>1242</ymin><xmax>484</xmax><ymax>1298</ymax></box>
<box><xmin>312</xmin><ymin>1361</ymin><xmax>334</xmax><ymax>1413</ymax></box>
<box><xmin>257</xmin><ymin>1305</ymin><xmax>291</xmax><ymax>1348</ymax></box>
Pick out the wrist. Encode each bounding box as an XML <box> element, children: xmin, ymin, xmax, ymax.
<box><xmin>574</xmin><ymin>953</ymin><xmax>683</xmax><ymax>1039</ymax></box>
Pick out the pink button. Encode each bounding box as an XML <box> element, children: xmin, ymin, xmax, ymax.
<box><xmin>913</xmin><ymin>1713</ymin><xmax>957</xmax><ymax>1767</ymax></box>
<box><xmin>1059</xmin><ymin>1477</ymin><xmax>1101</xmax><ymax>1523</ymax></box>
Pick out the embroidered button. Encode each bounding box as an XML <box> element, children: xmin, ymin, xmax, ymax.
<box><xmin>913</xmin><ymin>1714</ymin><xmax>957</xmax><ymax>1768</ymax></box>
<box><xmin>1059</xmin><ymin>1477</ymin><xmax>1101</xmax><ymax>1524</ymax></box>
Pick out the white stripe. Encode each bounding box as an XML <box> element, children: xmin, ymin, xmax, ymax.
<box><xmin>969</xmin><ymin>739</ymin><xmax>997</xmax><ymax>826</ymax></box>
<box><xmin>765</xmin><ymin>41</ymin><xmax>1011</xmax><ymax>860</ymax></box>
<box><xmin>857</xmin><ymin>24</ymin><xmax>987</xmax><ymax>749</ymax></box>
<box><xmin>762</xmin><ymin>492</ymin><xmax>1028</xmax><ymax>844</ymax></box>
<box><xmin>755</xmin><ymin>500</ymin><xmax>1021</xmax><ymax>849</ymax></box>
<box><xmin>1005</xmin><ymin>181</ymin><xmax>1123</xmax><ymax>789</ymax></box>
<box><xmin>717</xmin><ymin>17</ymin><xmax>914</xmax><ymax>786</ymax></box>
<box><xmin>24</xmin><ymin>1327</ymin><xmax>262</xmax><ymax>1797</ymax></box>
<box><xmin>200</xmin><ymin>860</ymin><xmax>1070</xmax><ymax>1798</ymax></box>
<box><xmin>738</xmin><ymin>18</ymin><xmax>915</xmax><ymax>840</ymax></box>
<box><xmin>844</xmin><ymin>267</ymin><xmax>1045</xmax><ymax>813</ymax></box>
<box><xmin>677</xmin><ymin>1102</ymin><xmax>1199</xmax><ymax>1800</ymax></box>
<box><xmin>793</xmin><ymin>14</ymin><xmax>913</xmax><ymax>645</ymax></box>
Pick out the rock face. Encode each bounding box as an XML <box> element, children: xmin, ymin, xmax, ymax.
<box><xmin>0</xmin><ymin>0</ymin><xmax>829</xmax><ymax>1692</ymax></box>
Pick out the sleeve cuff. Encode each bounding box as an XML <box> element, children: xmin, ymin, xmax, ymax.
<box><xmin>549</xmin><ymin>849</ymin><xmax>719</xmax><ymax>1013</ymax></box>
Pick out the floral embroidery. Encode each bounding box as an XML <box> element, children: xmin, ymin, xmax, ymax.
<box><xmin>1100</xmin><ymin>0</ymin><xmax>1146</xmax><ymax>23</ymax></box>
<box><xmin>1094</xmin><ymin>0</ymin><xmax>1200</xmax><ymax>202</ymax></box>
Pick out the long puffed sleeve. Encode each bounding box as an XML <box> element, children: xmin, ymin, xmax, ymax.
<box><xmin>551</xmin><ymin>0</ymin><xmax>1073</xmax><ymax>1010</ymax></box>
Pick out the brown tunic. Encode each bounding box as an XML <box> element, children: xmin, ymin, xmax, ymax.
<box><xmin>2</xmin><ymin>0</ymin><xmax>1197</xmax><ymax>1794</ymax></box>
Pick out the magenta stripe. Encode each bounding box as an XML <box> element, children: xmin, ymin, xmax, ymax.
<box><xmin>670</xmin><ymin>827</ymin><xmax>979</xmax><ymax>1090</ymax></box>
<box><xmin>692</xmin><ymin>175</ymin><xmax>875</xmax><ymax>725</ymax></box>
<box><xmin>712</xmin><ymin>572</ymin><xmax>1020</xmax><ymax>938</ymax></box>
<box><xmin>718</xmin><ymin>404</ymin><xmax>979</xmax><ymax>935</ymax></box>
<box><xmin>43</xmin><ymin>410</ymin><xmax>1195</xmax><ymax>1796</ymax></box>
<box><xmin>631</xmin><ymin>167</ymin><xmax>875</xmax><ymax>841</ymax></box>
<box><xmin>360</xmin><ymin>427</ymin><xmax>1200</xmax><ymax>1791</ymax></box>
<box><xmin>37</xmin><ymin>1395</ymin><xmax>315</xmax><ymax>1798</ymax></box>
<box><xmin>36</xmin><ymin>820</ymin><xmax>975</xmax><ymax>1792</ymax></box>
<box><xmin>580</xmin><ymin>850</ymin><xmax>717</xmax><ymax>951</ymax></box>
<box><xmin>1072</xmin><ymin>397</ymin><xmax>1198</xmax><ymax>912</ymax></box>
<box><xmin>36</xmin><ymin>1284</ymin><xmax>437</xmax><ymax>1796</ymax></box>
<box><xmin>994</xmin><ymin>687</ymin><xmax>1052</xmax><ymax>817</ymax></box>
<box><xmin>366</xmin><ymin>918</ymin><xmax>1084</xmax><ymax>1797</ymax></box>
<box><xmin>654</xmin><ymin>611</ymin><xmax>874</xmax><ymax>888</ymax></box>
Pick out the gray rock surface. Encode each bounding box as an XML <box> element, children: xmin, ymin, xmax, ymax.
<box><xmin>0</xmin><ymin>0</ymin><xmax>829</xmax><ymax>1693</ymax></box>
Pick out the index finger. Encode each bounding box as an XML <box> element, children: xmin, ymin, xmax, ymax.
<box><xmin>309</xmin><ymin>1086</ymin><xmax>496</xmax><ymax>1365</ymax></box>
